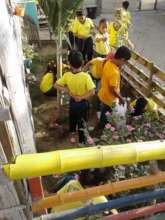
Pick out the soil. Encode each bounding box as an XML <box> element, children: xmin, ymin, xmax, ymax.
<box><xmin>29</xmin><ymin>46</ymin><xmax>98</xmax><ymax>192</ymax></box>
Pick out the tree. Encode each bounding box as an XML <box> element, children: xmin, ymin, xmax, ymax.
<box><xmin>39</xmin><ymin>0</ymin><xmax>84</xmax><ymax>105</ymax></box>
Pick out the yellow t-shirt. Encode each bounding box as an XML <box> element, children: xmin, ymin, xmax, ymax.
<box><xmin>131</xmin><ymin>98</ymin><xmax>157</xmax><ymax>112</ymax></box>
<box><xmin>98</xmin><ymin>60</ymin><xmax>120</xmax><ymax>107</ymax></box>
<box><xmin>56</xmin><ymin>71</ymin><xmax>95</xmax><ymax>96</ymax></box>
<box><xmin>108</xmin><ymin>22</ymin><xmax>127</xmax><ymax>48</ymax></box>
<box><xmin>95</xmin><ymin>32</ymin><xmax>110</xmax><ymax>55</ymax></box>
<box><xmin>90</xmin><ymin>57</ymin><xmax>106</xmax><ymax>79</ymax></box>
<box><xmin>40</xmin><ymin>72</ymin><xmax>54</xmax><ymax>93</ymax></box>
<box><xmin>68</xmin><ymin>18</ymin><xmax>78</xmax><ymax>32</ymax></box>
<box><xmin>73</xmin><ymin>18</ymin><xmax>94</xmax><ymax>38</ymax></box>
<box><xmin>108</xmin><ymin>22</ymin><xmax>118</xmax><ymax>48</ymax></box>
<box><xmin>51</xmin><ymin>180</ymin><xmax>108</xmax><ymax>215</ymax></box>
<box><xmin>122</xmin><ymin>10</ymin><xmax>131</xmax><ymax>27</ymax></box>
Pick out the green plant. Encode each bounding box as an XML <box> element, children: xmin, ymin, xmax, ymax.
<box><xmin>39</xmin><ymin>0</ymin><xmax>84</xmax><ymax>106</ymax></box>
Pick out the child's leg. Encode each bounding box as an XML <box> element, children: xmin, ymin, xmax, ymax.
<box><xmin>68</xmin><ymin>31</ymin><xmax>75</xmax><ymax>50</ymax></box>
<box><xmin>84</xmin><ymin>37</ymin><xmax>93</xmax><ymax>62</ymax></box>
<box><xmin>77</xmin><ymin>101</ymin><xmax>89</xmax><ymax>144</ymax></box>
<box><xmin>99</xmin><ymin>103</ymin><xmax>112</xmax><ymax>129</ymax></box>
<box><xmin>69</xmin><ymin>99</ymin><xmax>78</xmax><ymax>142</ymax></box>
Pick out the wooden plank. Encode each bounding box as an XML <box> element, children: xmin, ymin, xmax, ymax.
<box><xmin>122</xmin><ymin>70</ymin><xmax>148</xmax><ymax>97</ymax></box>
<box><xmin>131</xmin><ymin>50</ymin><xmax>150</xmax><ymax>68</ymax></box>
<box><xmin>126</xmin><ymin>62</ymin><xmax>149</xmax><ymax>81</ymax></box>
<box><xmin>0</xmin><ymin>122</ymin><xmax>15</xmax><ymax>162</ymax></box>
<box><xmin>154</xmin><ymin>68</ymin><xmax>165</xmax><ymax>82</ymax></box>
<box><xmin>152</xmin><ymin>82</ymin><xmax>165</xmax><ymax>97</ymax></box>
<box><xmin>151</xmin><ymin>94</ymin><xmax>165</xmax><ymax>109</ymax></box>
<box><xmin>0</xmin><ymin>107</ymin><xmax>11</xmax><ymax>121</ymax></box>
<box><xmin>122</xmin><ymin>69</ymin><xmax>148</xmax><ymax>91</ymax></box>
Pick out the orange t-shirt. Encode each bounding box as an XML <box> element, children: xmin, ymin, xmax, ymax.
<box><xmin>98</xmin><ymin>60</ymin><xmax>120</xmax><ymax>107</ymax></box>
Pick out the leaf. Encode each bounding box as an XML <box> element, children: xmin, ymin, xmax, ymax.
<box><xmin>39</xmin><ymin>0</ymin><xmax>84</xmax><ymax>33</ymax></box>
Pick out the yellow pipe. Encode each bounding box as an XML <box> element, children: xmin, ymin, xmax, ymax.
<box><xmin>32</xmin><ymin>172</ymin><xmax>165</xmax><ymax>212</ymax></box>
<box><xmin>3</xmin><ymin>140</ymin><xmax>165</xmax><ymax>180</ymax></box>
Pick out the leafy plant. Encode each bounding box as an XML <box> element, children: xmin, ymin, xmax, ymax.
<box><xmin>39</xmin><ymin>0</ymin><xmax>84</xmax><ymax>106</ymax></box>
<box><xmin>39</xmin><ymin>0</ymin><xmax>84</xmax><ymax>34</ymax></box>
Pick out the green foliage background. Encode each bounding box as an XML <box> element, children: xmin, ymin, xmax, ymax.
<box><xmin>39</xmin><ymin>0</ymin><xmax>84</xmax><ymax>33</ymax></box>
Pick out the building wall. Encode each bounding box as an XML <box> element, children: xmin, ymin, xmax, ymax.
<box><xmin>0</xmin><ymin>0</ymin><xmax>36</xmax><ymax>219</ymax></box>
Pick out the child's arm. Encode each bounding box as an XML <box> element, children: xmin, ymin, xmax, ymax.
<box><xmin>83</xmin><ymin>61</ymin><xmax>92</xmax><ymax>71</ymax></box>
<box><xmin>95</xmin><ymin>35</ymin><xmax>107</xmax><ymax>42</ymax></box>
<box><xmin>109</xmin><ymin>86</ymin><xmax>125</xmax><ymax>105</ymax></box>
<box><xmin>71</xmin><ymin>89</ymin><xmax>95</xmax><ymax>102</ymax></box>
<box><xmin>54</xmin><ymin>83</ymin><xmax>68</xmax><ymax>94</ymax></box>
<box><xmin>126</xmin><ymin>38</ymin><xmax>134</xmax><ymax>50</ymax></box>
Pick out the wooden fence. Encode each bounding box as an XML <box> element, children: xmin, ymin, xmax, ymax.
<box><xmin>122</xmin><ymin>50</ymin><xmax>165</xmax><ymax>119</ymax></box>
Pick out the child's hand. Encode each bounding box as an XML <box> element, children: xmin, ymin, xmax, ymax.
<box><xmin>61</xmin><ymin>87</ymin><xmax>68</xmax><ymax>94</ymax></box>
<box><xmin>74</xmin><ymin>96</ymin><xmax>83</xmax><ymax>102</ymax></box>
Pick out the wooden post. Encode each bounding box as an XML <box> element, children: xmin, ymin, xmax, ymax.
<box><xmin>154</xmin><ymin>0</ymin><xmax>158</xmax><ymax>10</ymax></box>
<box><xmin>147</xmin><ymin>62</ymin><xmax>154</xmax><ymax>97</ymax></box>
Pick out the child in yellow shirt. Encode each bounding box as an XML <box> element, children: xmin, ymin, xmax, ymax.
<box><xmin>72</xmin><ymin>10</ymin><xmax>95</xmax><ymax>62</ymax></box>
<box><xmin>55</xmin><ymin>50</ymin><xmax>95</xmax><ymax>144</ymax></box>
<box><xmin>51</xmin><ymin>169</ymin><xmax>118</xmax><ymax>216</ymax></box>
<box><xmin>94</xmin><ymin>18</ymin><xmax>111</xmax><ymax>57</ymax></box>
<box><xmin>98</xmin><ymin>46</ymin><xmax>131</xmax><ymax>128</ymax></box>
<box><xmin>40</xmin><ymin>60</ymin><xmax>57</xmax><ymax>96</ymax></box>
<box><xmin>122</xmin><ymin>1</ymin><xmax>131</xmax><ymax>28</ymax></box>
<box><xmin>130</xmin><ymin>97</ymin><xmax>158</xmax><ymax>117</ymax></box>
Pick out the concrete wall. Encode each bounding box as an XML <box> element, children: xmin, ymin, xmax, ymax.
<box><xmin>0</xmin><ymin>0</ymin><xmax>36</xmax><ymax>219</ymax></box>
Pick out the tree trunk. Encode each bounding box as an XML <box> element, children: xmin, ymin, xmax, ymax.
<box><xmin>56</xmin><ymin>0</ymin><xmax>63</xmax><ymax>107</ymax></box>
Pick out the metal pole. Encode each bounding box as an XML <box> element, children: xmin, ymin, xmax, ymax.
<box><xmin>38</xmin><ymin>189</ymin><xmax>165</xmax><ymax>220</ymax></box>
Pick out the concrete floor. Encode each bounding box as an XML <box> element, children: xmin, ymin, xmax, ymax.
<box><xmin>99</xmin><ymin>0</ymin><xmax>165</xmax><ymax>70</ymax></box>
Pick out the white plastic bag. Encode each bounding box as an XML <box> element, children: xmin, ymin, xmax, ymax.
<box><xmin>112</xmin><ymin>102</ymin><xmax>127</xmax><ymax>130</ymax></box>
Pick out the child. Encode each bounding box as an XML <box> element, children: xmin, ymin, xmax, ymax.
<box><xmin>108</xmin><ymin>19</ymin><xmax>134</xmax><ymax>50</ymax></box>
<box><xmin>121</xmin><ymin>1</ymin><xmax>131</xmax><ymax>28</ymax></box>
<box><xmin>84</xmin><ymin>57</ymin><xmax>107</xmax><ymax>119</ymax></box>
<box><xmin>98</xmin><ymin>46</ymin><xmax>131</xmax><ymax>129</ymax></box>
<box><xmin>130</xmin><ymin>97</ymin><xmax>158</xmax><ymax>117</ymax></box>
<box><xmin>51</xmin><ymin>169</ymin><xmax>118</xmax><ymax>215</ymax></box>
<box><xmin>55</xmin><ymin>50</ymin><xmax>95</xmax><ymax>144</ymax></box>
<box><xmin>40</xmin><ymin>60</ymin><xmax>57</xmax><ymax>97</ymax></box>
<box><xmin>72</xmin><ymin>10</ymin><xmax>95</xmax><ymax>62</ymax></box>
<box><xmin>94</xmin><ymin>18</ymin><xmax>111</xmax><ymax>57</ymax></box>
<box><xmin>108</xmin><ymin>19</ymin><xmax>123</xmax><ymax>50</ymax></box>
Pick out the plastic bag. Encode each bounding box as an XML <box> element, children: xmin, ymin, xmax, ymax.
<box><xmin>112</xmin><ymin>102</ymin><xmax>127</xmax><ymax>130</ymax></box>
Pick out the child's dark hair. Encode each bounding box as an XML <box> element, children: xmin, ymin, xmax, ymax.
<box><xmin>68</xmin><ymin>50</ymin><xmax>83</xmax><ymax>69</ymax></box>
<box><xmin>99</xmin><ymin>18</ymin><xmax>108</xmax><ymax>25</ymax></box>
<box><xmin>114</xmin><ymin>46</ymin><xmax>131</xmax><ymax>61</ymax></box>
<box><xmin>46</xmin><ymin>60</ymin><xmax>57</xmax><ymax>73</ymax></box>
<box><xmin>76</xmin><ymin>10</ymin><xmax>84</xmax><ymax>17</ymax></box>
<box><xmin>79</xmin><ymin>168</ymin><xmax>113</xmax><ymax>187</ymax></box>
<box><xmin>122</xmin><ymin>1</ymin><xmax>130</xmax><ymax>10</ymax></box>
<box><xmin>132</xmin><ymin>98</ymin><xmax>148</xmax><ymax>116</ymax></box>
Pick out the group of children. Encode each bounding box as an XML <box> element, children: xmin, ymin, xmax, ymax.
<box><xmin>40</xmin><ymin>1</ymin><xmax>158</xmax><ymax>146</ymax></box>
<box><xmin>55</xmin><ymin>46</ymin><xmax>131</xmax><ymax>144</ymax></box>
<box><xmin>39</xmin><ymin>2</ymin><xmax>159</xmax><ymax>216</ymax></box>
<box><xmin>68</xmin><ymin>1</ymin><xmax>133</xmax><ymax>62</ymax></box>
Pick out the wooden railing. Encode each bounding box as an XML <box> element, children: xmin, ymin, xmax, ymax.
<box><xmin>122</xmin><ymin>50</ymin><xmax>165</xmax><ymax>119</ymax></box>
